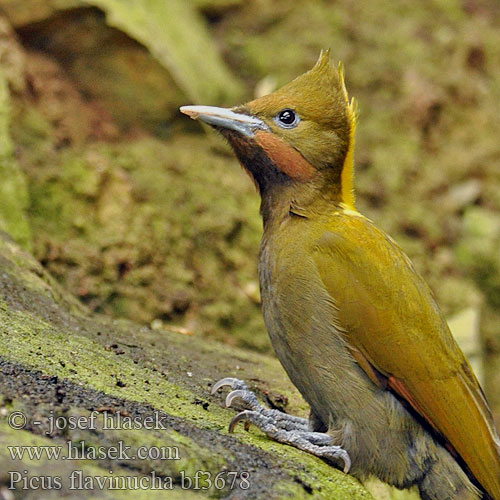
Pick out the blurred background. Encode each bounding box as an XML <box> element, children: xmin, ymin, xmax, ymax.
<box><xmin>0</xmin><ymin>0</ymin><xmax>499</xmax><ymax>424</ymax></box>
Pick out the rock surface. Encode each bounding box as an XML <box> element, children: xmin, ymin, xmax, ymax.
<box><xmin>0</xmin><ymin>230</ymin><xmax>375</xmax><ymax>498</ymax></box>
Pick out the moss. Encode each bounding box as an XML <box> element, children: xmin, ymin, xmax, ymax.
<box><xmin>22</xmin><ymin>134</ymin><xmax>267</xmax><ymax>350</ymax></box>
<box><xmin>0</xmin><ymin>66</ymin><xmax>31</xmax><ymax>250</ymax></box>
<box><xmin>0</xmin><ymin>230</ymin><xmax>373</xmax><ymax>498</ymax></box>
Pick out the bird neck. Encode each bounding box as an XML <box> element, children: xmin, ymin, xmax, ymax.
<box><xmin>260</xmin><ymin>172</ymin><xmax>351</xmax><ymax>230</ymax></box>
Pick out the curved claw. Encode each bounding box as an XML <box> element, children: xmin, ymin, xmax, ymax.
<box><xmin>328</xmin><ymin>449</ymin><xmax>351</xmax><ymax>473</ymax></box>
<box><xmin>225</xmin><ymin>389</ymin><xmax>247</xmax><ymax>408</ymax></box>
<box><xmin>228</xmin><ymin>410</ymin><xmax>252</xmax><ymax>433</ymax></box>
<box><xmin>341</xmin><ymin>452</ymin><xmax>351</xmax><ymax>474</ymax></box>
<box><xmin>211</xmin><ymin>377</ymin><xmax>240</xmax><ymax>394</ymax></box>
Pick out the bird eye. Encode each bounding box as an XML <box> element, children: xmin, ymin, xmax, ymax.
<box><xmin>274</xmin><ymin>109</ymin><xmax>300</xmax><ymax>129</ymax></box>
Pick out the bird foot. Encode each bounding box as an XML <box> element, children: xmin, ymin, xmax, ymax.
<box><xmin>211</xmin><ymin>377</ymin><xmax>309</xmax><ymax>430</ymax></box>
<box><xmin>211</xmin><ymin>377</ymin><xmax>351</xmax><ymax>473</ymax></box>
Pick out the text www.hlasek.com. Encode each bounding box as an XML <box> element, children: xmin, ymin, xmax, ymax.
<box><xmin>8</xmin><ymin>440</ymin><xmax>179</xmax><ymax>461</ymax></box>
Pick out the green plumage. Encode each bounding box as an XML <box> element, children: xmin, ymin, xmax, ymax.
<box><xmin>260</xmin><ymin>204</ymin><xmax>499</xmax><ymax>498</ymax></box>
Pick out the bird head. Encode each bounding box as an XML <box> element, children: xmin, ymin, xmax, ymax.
<box><xmin>181</xmin><ymin>50</ymin><xmax>357</xmax><ymax>212</ymax></box>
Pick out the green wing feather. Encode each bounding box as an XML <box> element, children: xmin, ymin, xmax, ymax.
<box><xmin>312</xmin><ymin>211</ymin><xmax>500</xmax><ymax>499</ymax></box>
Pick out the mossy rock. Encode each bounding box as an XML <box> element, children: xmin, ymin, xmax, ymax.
<box><xmin>0</xmin><ymin>231</ymin><xmax>375</xmax><ymax>499</ymax></box>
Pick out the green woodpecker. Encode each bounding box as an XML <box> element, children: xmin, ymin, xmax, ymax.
<box><xmin>181</xmin><ymin>51</ymin><xmax>500</xmax><ymax>500</ymax></box>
